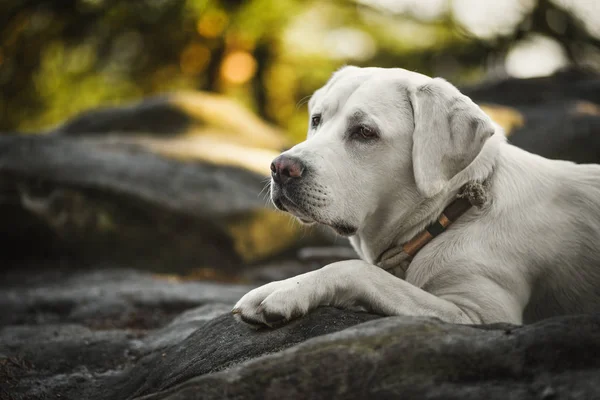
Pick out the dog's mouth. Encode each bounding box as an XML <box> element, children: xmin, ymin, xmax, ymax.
<box><xmin>272</xmin><ymin>186</ymin><xmax>357</xmax><ymax>235</ymax></box>
<box><xmin>329</xmin><ymin>221</ymin><xmax>358</xmax><ymax>236</ymax></box>
<box><xmin>273</xmin><ymin>193</ymin><xmax>315</xmax><ymax>224</ymax></box>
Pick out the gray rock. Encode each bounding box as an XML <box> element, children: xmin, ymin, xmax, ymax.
<box><xmin>2</xmin><ymin>268</ymin><xmax>600</xmax><ymax>400</ymax></box>
<box><xmin>0</xmin><ymin>134</ymin><xmax>265</xmax><ymax>270</ymax></box>
<box><xmin>104</xmin><ymin>307</ymin><xmax>380</xmax><ymax>400</ymax></box>
<box><xmin>0</xmin><ymin>266</ymin><xmax>379</xmax><ymax>400</ymax></box>
<box><xmin>463</xmin><ymin>68</ymin><xmax>600</xmax><ymax>165</ymax></box>
<box><xmin>135</xmin><ymin>314</ymin><xmax>600</xmax><ymax>400</ymax></box>
<box><xmin>0</xmin><ymin>268</ymin><xmax>253</xmax><ymax>328</ymax></box>
<box><xmin>139</xmin><ymin>304</ymin><xmax>234</xmax><ymax>354</ymax></box>
<box><xmin>0</xmin><ymin>268</ymin><xmax>257</xmax><ymax>400</ymax></box>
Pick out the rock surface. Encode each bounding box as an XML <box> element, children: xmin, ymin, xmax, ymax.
<box><xmin>140</xmin><ymin>315</ymin><xmax>600</xmax><ymax>400</ymax></box>
<box><xmin>0</xmin><ymin>100</ymin><xmax>341</xmax><ymax>271</ymax></box>
<box><xmin>0</xmin><ymin>267</ymin><xmax>377</xmax><ymax>400</ymax></box>
<box><xmin>0</xmin><ymin>133</ymin><xmax>268</xmax><ymax>270</ymax></box>
<box><xmin>464</xmin><ymin>68</ymin><xmax>600</xmax><ymax>164</ymax></box>
<box><xmin>2</xmin><ymin>268</ymin><xmax>600</xmax><ymax>400</ymax></box>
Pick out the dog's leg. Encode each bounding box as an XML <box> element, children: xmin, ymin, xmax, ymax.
<box><xmin>233</xmin><ymin>260</ymin><xmax>523</xmax><ymax>327</ymax></box>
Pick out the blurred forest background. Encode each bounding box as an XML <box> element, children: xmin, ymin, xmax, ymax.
<box><xmin>1</xmin><ymin>0</ymin><xmax>599</xmax><ymax>142</ymax></box>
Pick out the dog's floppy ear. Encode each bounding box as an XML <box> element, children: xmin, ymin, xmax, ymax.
<box><xmin>410</xmin><ymin>78</ymin><xmax>494</xmax><ymax>198</ymax></box>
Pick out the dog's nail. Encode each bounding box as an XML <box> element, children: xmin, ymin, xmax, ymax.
<box><xmin>231</xmin><ymin>308</ymin><xmax>241</xmax><ymax>314</ymax></box>
<box><xmin>240</xmin><ymin>314</ymin><xmax>267</xmax><ymax>328</ymax></box>
<box><xmin>263</xmin><ymin>311</ymin><xmax>287</xmax><ymax>326</ymax></box>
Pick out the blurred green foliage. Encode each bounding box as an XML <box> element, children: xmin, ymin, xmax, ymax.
<box><xmin>0</xmin><ymin>0</ymin><xmax>598</xmax><ymax>142</ymax></box>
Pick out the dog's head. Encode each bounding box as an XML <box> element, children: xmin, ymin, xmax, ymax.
<box><xmin>270</xmin><ymin>66</ymin><xmax>497</xmax><ymax>236</ymax></box>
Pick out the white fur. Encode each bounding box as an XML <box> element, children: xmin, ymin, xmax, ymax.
<box><xmin>233</xmin><ymin>66</ymin><xmax>600</xmax><ymax>327</ymax></box>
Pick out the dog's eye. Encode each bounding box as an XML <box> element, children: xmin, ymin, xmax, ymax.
<box><xmin>311</xmin><ymin>114</ymin><xmax>321</xmax><ymax>129</ymax></box>
<box><xmin>357</xmin><ymin>125</ymin><xmax>378</xmax><ymax>140</ymax></box>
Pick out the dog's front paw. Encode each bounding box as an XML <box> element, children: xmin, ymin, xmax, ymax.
<box><xmin>232</xmin><ymin>278</ymin><xmax>313</xmax><ymax>329</ymax></box>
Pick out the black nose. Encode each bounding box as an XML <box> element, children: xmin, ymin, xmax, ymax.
<box><xmin>270</xmin><ymin>155</ymin><xmax>305</xmax><ymax>184</ymax></box>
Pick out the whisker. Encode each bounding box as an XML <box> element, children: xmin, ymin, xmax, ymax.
<box><xmin>263</xmin><ymin>194</ymin><xmax>272</xmax><ymax>208</ymax></box>
<box><xmin>287</xmin><ymin>215</ymin><xmax>296</xmax><ymax>230</ymax></box>
<box><xmin>264</xmin><ymin>187</ymin><xmax>273</xmax><ymax>206</ymax></box>
<box><xmin>300</xmin><ymin>223</ymin><xmax>310</xmax><ymax>240</ymax></box>
<box><xmin>258</xmin><ymin>180</ymin><xmax>271</xmax><ymax>198</ymax></box>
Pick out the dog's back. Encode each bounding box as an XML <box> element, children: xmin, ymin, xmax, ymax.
<box><xmin>507</xmin><ymin>152</ymin><xmax>600</xmax><ymax>322</ymax></box>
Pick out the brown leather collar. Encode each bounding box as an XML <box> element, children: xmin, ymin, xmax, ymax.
<box><xmin>376</xmin><ymin>180</ymin><xmax>491</xmax><ymax>277</ymax></box>
<box><xmin>402</xmin><ymin>196</ymin><xmax>473</xmax><ymax>257</ymax></box>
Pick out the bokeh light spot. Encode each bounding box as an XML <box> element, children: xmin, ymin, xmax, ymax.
<box><xmin>505</xmin><ymin>34</ymin><xmax>568</xmax><ymax>78</ymax></box>
<box><xmin>220</xmin><ymin>51</ymin><xmax>257</xmax><ymax>85</ymax></box>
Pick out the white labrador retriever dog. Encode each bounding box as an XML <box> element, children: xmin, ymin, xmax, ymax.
<box><xmin>233</xmin><ymin>66</ymin><xmax>600</xmax><ymax>327</ymax></box>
